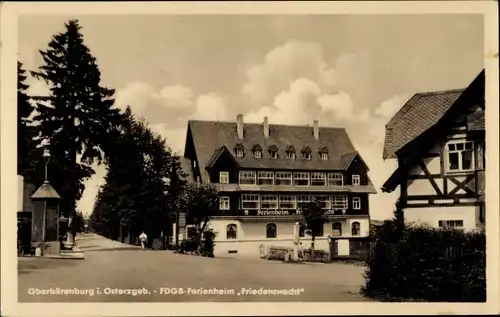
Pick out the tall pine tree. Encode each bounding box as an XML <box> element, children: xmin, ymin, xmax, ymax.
<box><xmin>17</xmin><ymin>61</ymin><xmax>41</xmax><ymax>180</ymax></box>
<box><xmin>30</xmin><ymin>19</ymin><xmax>122</xmax><ymax>216</ymax></box>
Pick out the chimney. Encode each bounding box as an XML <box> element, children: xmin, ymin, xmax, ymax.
<box><xmin>237</xmin><ymin>114</ymin><xmax>244</xmax><ymax>139</ymax></box>
<box><xmin>313</xmin><ymin>120</ymin><xmax>319</xmax><ymax>140</ymax></box>
<box><xmin>263</xmin><ymin>116</ymin><xmax>269</xmax><ymax>138</ymax></box>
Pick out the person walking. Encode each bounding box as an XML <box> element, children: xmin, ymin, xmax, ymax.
<box><xmin>139</xmin><ymin>231</ymin><xmax>148</xmax><ymax>250</ymax></box>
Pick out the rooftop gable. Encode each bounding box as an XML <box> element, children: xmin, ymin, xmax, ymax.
<box><xmin>383</xmin><ymin>88</ymin><xmax>465</xmax><ymax>159</ymax></box>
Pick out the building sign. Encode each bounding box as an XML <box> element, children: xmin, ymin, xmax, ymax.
<box><xmin>253</xmin><ymin>209</ymin><xmax>344</xmax><ymax>216</ymax></box>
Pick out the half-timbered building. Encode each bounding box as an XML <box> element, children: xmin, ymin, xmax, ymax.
<box><xmin>182</xmin><ymin>115</ymin><xmax>377</xmax><ymax>257</ymax></box>
<box><xmin>381</xmin><ymin>70</ymin><xmax>485</xmax><ymax>231</ymax></box>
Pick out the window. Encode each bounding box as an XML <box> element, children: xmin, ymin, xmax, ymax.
<box><xmin>293</xmin><ymin>172</ymin><xmax>309</xmax><ymax>186</ymax></box>
<box><xmin>352</xmin><ymin>174</ymin><xmax>360</xmax><ymax>186</ymax></box>
<box><xmin>299</xmin><ymin>225</ymin><xmax>305</xmax><ymax>237</ymax></box>
<box><xmin>241</xmin><ymin>194</ymin><xmax>259</xmax><ymax>209</ymax></box>
<box><xmin>193</xmin><ymin>161</ymin><xmax>197</xmax><ymax>168</ymax></box>
<box><xmin>313</xmin><ymin>195</ymin><xmax>330</xmax><ymax>209</ymax></box>
<box><xmin>260</xmin><ymin>195</ymin><xmax>278</xmax><ymax>209</ymax></box>
<box><xmin>275</xmin><ymin>172</ymin><xmax>292</xmax><ymax>185</ymax></box>
<box><xmin>352</xmin><ymin>197</ymin><xmax>361</xmax><ymax>210</ymax></box>
<box><xmin>234</xmin><ymin>143</ymin><xmax>245</xmax><ymax>158</ymax></box>
<box><xmin>351</xmin><ymin>222</ymin><xmax>360</xmax><ymax>236</ymax></box>
<box><xmin>219</xmin><ymin>171</ymin><xmax>229</xmax><ymax>184</ymax></box>
<box><xmin>269</xmin><ymin>151</ymin><xmax>278</xmax><ymax>159</ymax></box>
<box><xmin>446</xmin><ymin>141</ymin><xmax>474</xmax><ymax>172</ymax></box>
<box><xmin>296</xmin><ymin>195</ymin><xmax>310</xmax><ymax>208</ymax></box>
<box><xmin>239</xmin><ymin>171</ymin><xmax>256</xmax><ymax>185</ymax></box>
<box><xmin>302</xmin><ymin>152</ymin><xmax>312</xmax><ymax>160</ymax></box>
<box><xmin>332</xmin><ymin>222</ymin><xmax>342</xmax><ymax>236</ymax></box>
<box><xmin>328</xmin><ymin>173</ymin><xmax>343</xmax><ymax>186</ymax></box>
<box><xmin>258</xmin><ymin>171</ymin><xmax>274</xmax><ymax>185</ymax></box>
<box><xmin>321</xmin><ymin>153</ymin><xmax>328</xmax><ymax>160</ymax></box>
<box><xmin>266</xmin><ymin>223</ymin><xmax>277</xmax><ymax>238</ymax></box>
<box><xmin>226</xmin><ymin>224</ymin><xmax>237</xmax><ymax>239</ymax></box>
<box><xmin>285</xmin><ymin>145</ymin><xmax>296</xmax><ymax>160</ymax></box>
<box><xmin>279</xmin><ymin>195</ymin><xmax>296</xmax><ymax>209</ymax></box>
<box><xmin>219</xmin><ymin>196</ymin><xmax>230</xmax><ymax>210</ymax></box>
<box><xmin>331</xmin><ymin>195</ymin><xmax>348</xmax><ymax>210</ymax></box>
<box><xmin>311</xmin><ymin>172</ymin><xmax>327</xmax><ymax>186</ymax></box>
<box><xmin>438</xmin><ymin>220</ymin><xmax>464</xmax><ymax>228</ymax></box>
<box><xmin>251</xmin><ymin>144</ymin><xmax>263</xmax><ymax>159</ymax></box>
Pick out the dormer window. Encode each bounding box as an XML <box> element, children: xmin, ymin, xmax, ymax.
<box><xmin>251</xmin><ymin>144</ymin><xmax>262</xmax><ymax>159</ymax></box>
<box><xmin>268</xmin><ymin>145</ymin><xmax>279</xmax><ymax>159</ymax></box>
<box><xmin>301</xmin><ymin>146</ymin><xmax>312</xmax><ymax>160</ymax></box>
<box><xmin>234</xmin><ymin>143</ymin><xmax>245</xmax><ymax>158</ymax></box>
<box><xmin>319</xmin><ymin>147</ymin><xmax>329</xmax><ymax>160</ymax></box>
<box><xmin>285</xmin><ymin>145</ymin><xmax>296</xmax><ymax>160</ymax></box>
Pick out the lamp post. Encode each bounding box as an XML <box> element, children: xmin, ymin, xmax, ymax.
<box><xmin>31</xmin><ymin>140</ymin><xmax>62</xmax><ymax>256</ymax></box>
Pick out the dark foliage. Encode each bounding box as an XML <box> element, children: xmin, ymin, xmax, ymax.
<box><xmin>177</xmin><ymin>183</ymin><xmax>219</xmax><ymax>247</ymax></box>
<box><xmin>17</xmin><ymin>62</ymin><xmax>41</xmax><ymax>179</ymax></box>
<box><xmin>90</xmin><ymin>106</ymin><xmax>180</xmax><ymax>243</ymax></box>
<box><xmin>363</xmin><ymin>213</ymin><xmax>486</xmax><ymax>302</ymax></box>
<box><xmin>29</xmin><ymin>19</ymin><xmax>122</xmax><ymax>216</ymax></box>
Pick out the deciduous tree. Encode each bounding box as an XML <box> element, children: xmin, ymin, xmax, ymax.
<box><xmin>300</xmin><ymin>200</ymin><xmax>329</xmax><ymax>260</ymax></box>
<box><xmin>177</xmin><ymin>183</ymin><xmax>219</xmax><ymax>247</ymax></box>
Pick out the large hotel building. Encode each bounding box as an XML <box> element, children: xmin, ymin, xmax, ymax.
<box><xmin>181</xmin><ymin>115</ymin><xmax>376</xmax><ymax>257</ymax></box>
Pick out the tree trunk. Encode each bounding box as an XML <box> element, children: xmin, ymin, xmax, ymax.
<box><xmin>311</xmin><ymin>235</ymin><xmax>316</xmax><ymax>261</ymax></box>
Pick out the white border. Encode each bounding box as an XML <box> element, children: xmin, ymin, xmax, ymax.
<box><xmin>1</xmin><ymin>1</ymin><xmax>499</xmax><ymax>316</ymax></box>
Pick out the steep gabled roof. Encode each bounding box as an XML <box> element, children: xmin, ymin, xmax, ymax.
<box><xmin>184</xmin><ymin>120</ymin><xmax>363</xmax><ymax>183</ymax></box>
<box><xmin>383</xmin><ymin>89</ymin><xmax>465</xmax><ymax>159</ymax></box>
<box><xmin>382</xmin><ymin>69</ymin><xmax>485</xmax><ymax>193</ymax></box>
<box><xmin>342</xmin><ymin>152</ymin><xmax>370</xmax><ymax>171</ymax></box>
<box><xmin>205</xmin><ymin>145</ymin><xmax>240</xmax><ymax>169</ymax></box>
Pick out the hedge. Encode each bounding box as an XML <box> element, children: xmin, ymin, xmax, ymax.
<box><xmin>362</xmin><ymin>221</ymin><xmax>486</xmax><ymax>302</ymax></box>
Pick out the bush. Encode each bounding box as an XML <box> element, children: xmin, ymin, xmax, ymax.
<box><xmin>176</xmin><ymin>230</ymin><xmax>217</xmax><ymax>258</ymax></box>
<box><xmin>362</xmin><ymin>222</ymin><xmax>486</xmax><ymax>302</ymax></box>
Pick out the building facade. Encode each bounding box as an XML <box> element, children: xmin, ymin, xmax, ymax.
<box><xmin>182</xmin><ymin>115</ymin><xmax>376</xmax><ymax>257</ymax></box>
<box><xmin>382</xmin><ymin>70</ymin><xmax>485</xmax><ymax>231</ymax></box>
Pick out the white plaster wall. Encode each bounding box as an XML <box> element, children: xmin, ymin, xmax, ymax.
<box><xmin>406</xmin><ymin>179</ymin><xmax>444</xmax><ymax>196</ymax></box>
<box><xmin>208</xmin><ymin>218</ymin><xmax>369</xmax><ymax>257</ymax></box>
<box><xmin>404</xmin><ymin>206</ymin><xmax>477</xmax><ymax>230</ymax></box>
<box><xmin>407</xmin><ymin>144</ymin><xmax>442</xmax><ymax>176</ymax></box>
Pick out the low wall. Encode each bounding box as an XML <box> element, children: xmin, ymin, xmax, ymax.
<box><xmin>213</xmin><ymin>238</ymin><xmax>330</xmax><ymax>257</ymax></box>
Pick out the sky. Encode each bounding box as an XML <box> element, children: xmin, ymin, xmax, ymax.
<box><xmin>18</xmin><ymin>14</ymin><xmax>484</xmax><ymax>220</ymax></box>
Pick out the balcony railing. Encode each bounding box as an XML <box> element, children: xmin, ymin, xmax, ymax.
<box><xmin>214</xmin><ymin>183</ymin><xmax>377</xmax><ymax>193</ymax></box>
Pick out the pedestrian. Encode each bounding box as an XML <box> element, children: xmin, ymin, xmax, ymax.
<box><xmin>139</xmin><ymin>231</ymin><xmax>148</xmax><ymax>250</ymax></box>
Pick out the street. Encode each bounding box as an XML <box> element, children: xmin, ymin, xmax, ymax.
<box><xmin>18</xmin><ymin>233</ymin><xmax>371</xmax><ymax>302</ymax></box>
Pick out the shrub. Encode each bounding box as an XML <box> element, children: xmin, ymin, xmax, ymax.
<box><xmin>362</xmin><ymin>222</ymin><xmax>486</xmax><ymax>302</ymax></box>
<box><xmin>200</xmin><ymin>230</ymin><xmax>216</xmax><ymax>258</ymax></box>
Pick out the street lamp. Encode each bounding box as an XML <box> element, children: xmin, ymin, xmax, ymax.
<box><xmin>31</xmin><ymin>140</ymin><xmax>62</xmax><ymax>256</ymax></box>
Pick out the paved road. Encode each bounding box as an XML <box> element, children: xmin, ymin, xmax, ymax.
<box><xmin>18</xmin><ymin>233</ymin><xmax>371</xmax><ymax>302</ymax></box>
